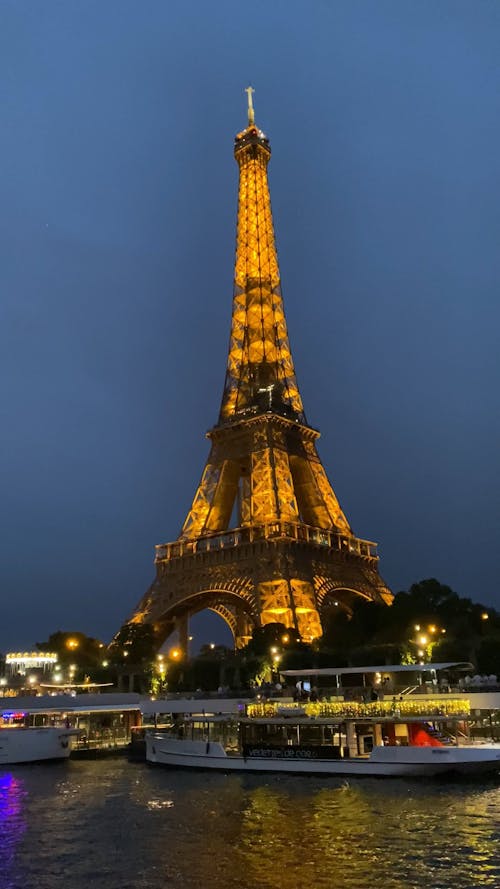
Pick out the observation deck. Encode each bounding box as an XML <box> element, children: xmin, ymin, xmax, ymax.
<box><xmin>154</xmin><ymin>522</ymin><xmax>378</xmax><ymax>564</ymax></box>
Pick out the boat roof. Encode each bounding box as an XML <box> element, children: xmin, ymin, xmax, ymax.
<box><xmin>0</xmin><ymin>693</ymin><xmax>144</xmax><ymax>716</ymax></box>
<box><xmin>140</xmin><ymin>698</ymin><xmax>249</xmax><ymax>716</ymax></box>
<box><xmin>281</xmin><ymin>662</ymin><xmax>473</xmax><ymax>678</ymax></box>
<box><xmin>0</xmin><ymin>695</ymin><xmax>250</xmax><ymax>718</ymax></box>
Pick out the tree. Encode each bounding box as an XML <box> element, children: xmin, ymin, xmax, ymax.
<box><xmin>37</xmin><ymin>631</ymin><xmax>105</xmax><ymax>670</ymax></box>
<box><xmin>245</xmin><ymin>623</ymin><xmax>299</xmax><ymax>656</ymax></box>
<box><xmin>476</xmin><ymin>637</ymin><xmax>500</xmax><ymax>677</ymax></box>
<box><xmin>109</xmin><ymin>623</ymin><xmax>156</xmax><ymax>666</ymax></box>
<box><xmin>319</xmin><ymin>578</ymin><xmax>500</xmax><ymax>670</ymax></box>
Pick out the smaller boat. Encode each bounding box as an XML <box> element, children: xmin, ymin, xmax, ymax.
<box><xmin>0</xmin><ymin>711</ymin><xmax>78</xmax><ymax>765</ymax></box>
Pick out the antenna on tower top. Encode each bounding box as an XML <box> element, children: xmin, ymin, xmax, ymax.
<box><xmin>245</xmin><ymin>86</ymin><xmax>255</xmax><ymax>126</ymax></box>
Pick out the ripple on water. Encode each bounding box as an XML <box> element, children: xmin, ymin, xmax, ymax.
<box><xmin>146</xmin><ymin>799</ymin><xmax>174</xmax><ymax>810</ymax></box>
<box><xmin>1</xmin><ymin>761</ymin><xmax>499</xmax><ymax>889</ymax></box>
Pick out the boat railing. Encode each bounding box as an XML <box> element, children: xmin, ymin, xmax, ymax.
<box><xmin>73</xmin><ymin>728</ymin><xmax>131</xmax><ymax>752</ymax></box>
<box><xmin>287</xmin><ymin>683</ymin><xmax>495</xmax><ymax>700</ymax></box>
<box><xmin>398</xmin><ymin>685</ymin><xmax>419</xmax><ymax>696</ymax></box>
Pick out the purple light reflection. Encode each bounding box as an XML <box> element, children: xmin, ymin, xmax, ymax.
<box><xmin>0</xmin><ymin>772</ymin><xmax>27</xmax><ymax>872</ymax></box>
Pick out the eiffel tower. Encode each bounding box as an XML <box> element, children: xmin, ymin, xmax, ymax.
<box><xmin>123</xmin><ymin>90</ymin><xmax>392</xmax><ymax>651</ymax></box>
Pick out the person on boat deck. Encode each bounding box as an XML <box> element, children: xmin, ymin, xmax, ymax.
<box><xmin>310</xmin><ymin>686</ymin><xmax>319</xmax><ymax>703</ymax></box>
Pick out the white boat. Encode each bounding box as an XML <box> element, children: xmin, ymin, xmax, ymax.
<box><xmin>146</xmin><ymin>734</ymin><xmax>500</xmax><ymax>777</ymax></box>
<box><xmin>0</xmin><ymin>727</ymin><xmax>77</xmax><ymax>765</ymax></box>
<box><xmin>145</xmin><ymin>699</ymin><xmax>500</xmax><ymax>778</ymax></box>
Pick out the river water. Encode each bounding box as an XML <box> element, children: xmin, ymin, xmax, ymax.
<box><xmin>1</xmin><ymin>759</ymin><xmax>500</xmax><ymax>889</ymax></box>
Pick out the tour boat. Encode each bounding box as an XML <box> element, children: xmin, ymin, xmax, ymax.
<box><xmin>145</xmin><ymin>699</ymin><xmax>500</xmax><ymax>778</ymax></box>
<box><xmin>0</xmin><ymin>719</ymin><xmax>78</xmax><ymax>765</ymax></box>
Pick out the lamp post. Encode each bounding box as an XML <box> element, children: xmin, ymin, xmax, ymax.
<box><xmin>409</xmin><ymin>623</ymin><xmax>445</xmax><ymax>665</ymax></box>
<box><xmin>269</xmin><ymin>647</ymin><xmax>282</xmax><ymax>684</ymax></box>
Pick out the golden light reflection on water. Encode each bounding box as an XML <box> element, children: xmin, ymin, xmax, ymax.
<box><xmin>237</xmin><ymin>780</ymin><xmax>500</xmax><ymax>889</ymax></box>
<box><xmin>3</xmin><ymin>761</ymin><xmax>500</xmax><ymax>889</ymax></box>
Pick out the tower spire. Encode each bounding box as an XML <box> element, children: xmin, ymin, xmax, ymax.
<box><xmin>245</xmin><ymin>85</ymin><xmax>255</xmax><ymax>126</ymax></box>
<box><xmin>220</xmin><ymin>94</ymin><xmax>305</xmax><ymax>425</ymax></box>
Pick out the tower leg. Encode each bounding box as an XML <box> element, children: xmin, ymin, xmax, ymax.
<box><xmin>235</xmin><ymin>610</ymin><xmax>253</xmax><ymax>649</ymax></box>
<box><xmin>256</xmin><ymin>570</ymin><xmax>322</xmax><ymax>644</ymax></box>
<box><xmin>289</xmin><ymin>579</ymin><xmax>322</xmax><ymax>644</ymax></box>
<box><xmin>176</xmin><ymin>614</ymin><xmax>189</xmax><ymax>657</ymax></box>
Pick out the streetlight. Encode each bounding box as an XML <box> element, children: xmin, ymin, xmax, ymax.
<box><xmin>409</xmin><ymin>627</ymin><xmax>435</xmax><ymax>665</ymax></box>
<box><xmin>271</xmin><ymin>652</ymin><xmax>281</xmax><ymax>684</ymax></box>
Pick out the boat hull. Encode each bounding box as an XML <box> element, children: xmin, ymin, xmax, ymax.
<box><xmin>146</xmin><ymin>737</ymin><xmax>500</xmax><ymax>778</ymax></box>
<box><xmin>0</xmin><ymin>728</ymin><xmax>76</xmax><ymax>765</ymax></box>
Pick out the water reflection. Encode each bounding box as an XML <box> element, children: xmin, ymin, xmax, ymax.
<box><xmin>238</xmin><ymin>778</ymin><xmax>500</xmax><ymax>889</ymax></box>
<box><xmin>0</xmin><ymin>772</ymin><xmax>27</xmax><ymax>873</ymax></box>
<box><xmin>2</xmin><ymin>762</ymin><xmax>500</xmax><ymax>889</ymax></box>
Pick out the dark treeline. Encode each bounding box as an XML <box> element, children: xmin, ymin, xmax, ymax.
<box><xmin>9</xmin><ymin>578</ymin><xmax>498</xmax><ymax>695</ymax></box>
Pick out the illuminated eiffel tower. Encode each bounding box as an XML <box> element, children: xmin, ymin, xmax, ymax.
<box><xmin>124</xmin><ymin>89</ymin><xmax>392</xmax><ymax>651</ymax></box>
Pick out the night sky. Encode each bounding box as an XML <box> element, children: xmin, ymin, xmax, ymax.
<box><xmin>1</xmin><ymin>1</ymin><xmax>499</xmax><ymax>653</ymax></box>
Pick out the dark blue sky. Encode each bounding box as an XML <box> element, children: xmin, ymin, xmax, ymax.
<box><xmin>1</xmin><ymin>1</ymin><xmax>499</xmax><ymax>652</ymax></box>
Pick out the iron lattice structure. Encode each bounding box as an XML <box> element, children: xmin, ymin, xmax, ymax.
<box><xmin>124</xmin><ymin>97</ymin><xmax>392</xmax><ymax>650</ymax></box>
